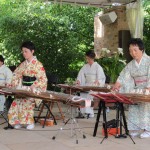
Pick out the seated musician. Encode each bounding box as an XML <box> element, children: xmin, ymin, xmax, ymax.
<box><xmin>113</xmin><ymin>38</ymin><xmax>150</xmax><ymax>138</ymax></box>
<box><xmin>76</xmin><ymin>50</ymin><xmax>106</xmax><ymax>118</ymax></box>
<box><xmin>0</xmin><ymin>55</ymin><xmax>13</xmax><ymax>112</ymax></box>
<box><xmin>8</xmin><ymin>41</ymin><xmax>47</xmax><ymax>130</ymax></box>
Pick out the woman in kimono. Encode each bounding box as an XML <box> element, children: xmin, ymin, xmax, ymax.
<box><xmin>113</xmin><ymin>38</ymin><xmax>150</xmax><ymax>138</ymax></box>
<box><xmin>8</xmin><ymin>41</ymin><xmax>47</xmax><ymax>130</ymax></box>
<box><xmin>0</xmin><ymin>55</ymin><xmax>12</xmax><ymax>112</ymax></box>
<box><xmin>76</xmin><ymin>50</ymin><xmax>106</xmax><ymax>118</ymax></box>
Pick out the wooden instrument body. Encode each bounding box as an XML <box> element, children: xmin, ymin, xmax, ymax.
<box><xmin>57</xmin><ymin>84</ymin><xmax>111</xmax><ymax>92</ymax></box>
<box><xmin>0</xmin><ymin>88</ymin><xmax>87</xmax><ymax>107</ymax></box>
<box><xmin>1</xmin><ymin>85</ymin><xmax>150</xmax><ymax>107</ymax></box>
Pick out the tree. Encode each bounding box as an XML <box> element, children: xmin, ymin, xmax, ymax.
<box><xmin>0</xmin><ymin>0</ymin><xmax>101</xmax><ymax>82</ymax></box>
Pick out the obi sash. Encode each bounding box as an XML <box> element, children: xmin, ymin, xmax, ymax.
<box><xmin>85</xmin><ymin>74</ymin><xmax>96</xmax><ymax>84</ymax></box>
<box><xmin>22</xmin><ymin>75</ymin><xmax>36</xmax><ymax>86</ymax></box>
<box><xmin>0</xmin><ymin>73</ymin><xmax>6</xmax><ymax>85</ymax></box>
<box><xmin>133</xmin><ymin>75</ymin><xmax>148</xmax><ymax>86</ymax></box>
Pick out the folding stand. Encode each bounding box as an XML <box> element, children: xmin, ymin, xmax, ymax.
<box><xmin>92</xmin><ymin>93</ymin><xmax>135</xmax><ymax>144</ymax></box>
<box><xmin>1</xmin><ymin>96</ymin><xmax>14</xmax><ymax>130</ymax></box>
<box><xmin>52</xmin><ymin>105</ymin><xmax>86</xmax><ymax>144</ymax></box>
<box><xmin>0</xmin><ymin>109</ymin><xmax>8</xmax><ymax>125</ymax></box>
<box><xmin>93</xmin><ymin>100</ymin><xmax>109</xmax><ymax>143</ymax></box>
<box><xmin>1</xmin><ymin>110</ymin><xmax>14</xmax><ymax>129</ymax></box>
<box><xmin>114</xmin><ymin>102</ymin><xmax>135</xmax><ymax>144</ymax></box>
<box><xmin>34</xmin><ymin>101</ymin><xmax>57</xmax><ymax>128</ymax></box>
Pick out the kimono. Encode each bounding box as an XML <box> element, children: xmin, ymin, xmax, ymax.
<box><xmin>117</xmin><ymin>53</ymin><xmax>150</xmax><ymax>131</ymax></box>
<box><xmin>8</xmin><ymin>57</ymin><xmax>47</xmax><ymax>125</ymax></box>
<box><xmin>77</xmin><ymin>62</ymin><xmax>106</xmax><ymax>115</ymax></box>
<box><xmin>0</xmin><ymin>65</ymin><xmax>12</xmax><ymax>111</ymax></box>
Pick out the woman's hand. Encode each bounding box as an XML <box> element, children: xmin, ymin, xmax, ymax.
<box><xmin>112</xmin><ymin>82</ymin><xmax>121</xmax><ymax>92</ymax></box>
<box><xmin>30</xmin><ymin>85</ymin><xmax>41</xmax><ymax>95</ymax></box>
<box><xmin>5</xmin><ymin>83</ymin><xmax>12</xmax><ymax>88</ymax></box>
<box><xmin>76</xmin><ymin>80</ymin><xmax>80</xmax><ymax>85</ymax></box>
<box><xmin>146</xmin><ymin>87</ymin><xmax>150</xmax><ymax>92</ymax></box>
<box><xmin>30</xmin><ymin>85</ymin><xmax>36</xmax><ymax>92</ymax></box>
<box><xmin>94</xmin><ymin>80</ymin><xmax>100</xmax><ymax>86</ymax></box>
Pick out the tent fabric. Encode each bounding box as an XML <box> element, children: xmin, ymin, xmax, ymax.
<box><xmin>126</xmin><ymin>0</ymin><xmax>144</xmax><ymax>39</ymax></box>
<box><xmin>48</xmin><ymin>0</ymin><xmax>137</xmax><ymax>7</ymax></box>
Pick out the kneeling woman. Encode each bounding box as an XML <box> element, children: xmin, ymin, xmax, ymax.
<box><xmin>8</xmin><ymin>41</ymin><xmax>47</xmax><ymax>130</ymax></box>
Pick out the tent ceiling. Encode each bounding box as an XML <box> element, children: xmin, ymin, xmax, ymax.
<box><xmin>48</xmin><ymin>0</ymin><xmax>137</xmax><ymax>7</ymax></box>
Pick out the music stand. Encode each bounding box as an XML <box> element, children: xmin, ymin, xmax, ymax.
<box><xmin>52</xmin><ymin>104</ymin><xmax>86</xmax><ymax>144</ymax></box>
<box><xmin>91</xmin><ymin>92</ymin><xmax>135</xmax><ymax>144</ymax></box>
<box><xmin>0</xmin><ymin>89</ymin><xmax>14</xmax><ymax>130</ymax></box>
<box><xmin>57</xmin><ymin>84</ymin><xmax>85</xmax><ymax>118</ymax></box>
<box><xmin>52</xmin><ymin>85</ymin><xmax>86</xmax><ymax>144</ymax></box>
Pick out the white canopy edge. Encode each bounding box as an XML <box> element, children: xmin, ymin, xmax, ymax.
<box><xmin>47</xmin><ymin>0</ymin><xmax>137</xmax><ymax>7</ymax></box>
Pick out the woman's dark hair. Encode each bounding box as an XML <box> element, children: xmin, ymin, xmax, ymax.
<box><xmin>9</xmin><ymin>65</ymin><xmax>16</xmax><ymax>72</ymax></box>
<box><xmin>0</xmin><ymin>55</ymin><xmax>4</xmax><ymax>64</ymax></box>
<box><xmin>128</xmin><ymin>38</ymin><xmax>144</xmax><ymax>51</ymax></box>
<box><xmin>21</xmin><ymin>41</ymin><xmax>35</xmax><ymax>51</ymax></box>
<box><xmin>85</xmin><ymin>50</ymin><xmax>96</xmax><ymax>59</ymax></box>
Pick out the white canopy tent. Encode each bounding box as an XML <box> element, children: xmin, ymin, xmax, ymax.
<box><xmin>48</xmin><ymin>0</ymin><xmax>137</xmax><ymax>7</ymax></box>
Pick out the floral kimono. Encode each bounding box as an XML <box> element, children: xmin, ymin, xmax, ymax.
<box><xmin>0</xmin><ymin>65</ymin><xmax>12</xmax><ymax>111</ymax></box>
<box><xmin>77</xmin><ymin>62</ymin><xmax>106</xmax><ymax>115</ymax></box>
<box><xmin>8</xmin><ymin>57</ymin><xmax>47</xmax><ymax>125</ymax></box>
<box><xmin>117</xmin><ymin>53</ymin><xmax>150</xmax><ymax>131</ymax></box>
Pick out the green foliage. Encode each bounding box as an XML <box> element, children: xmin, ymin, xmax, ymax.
<box><xmin>97</xmin><ymin>48</ymin><xmax>126</xmax><ymax>83</ymax></box>
<box><xmin>0</xmin><ymin>0</ymin><xmax>149</xmax><ymax>84</ymax></box>
<box><xmin>0</xmin><ymin>0</ymin><xmax>101</xmax><ymax>82</ymax></box>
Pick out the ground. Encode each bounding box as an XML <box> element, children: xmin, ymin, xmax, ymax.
<box><xmin>0</xmin><ymin>105</ymin><xmax>149</xmax><ymax>150</ymax></box>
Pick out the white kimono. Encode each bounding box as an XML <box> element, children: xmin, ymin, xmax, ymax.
<box><xmin>0</xmin><ymin>65</ymin><xmax>12</xmax><ymax>111</ymax></box>
<box><xmin>117</xmin><ymin>53</ymin><xmax>150</xmax><ymax>131</ymax></box>
<box><xmin>77</xmin><ymin>62</ymin><xmax>106</xmax><ymax>115</ymax></box>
